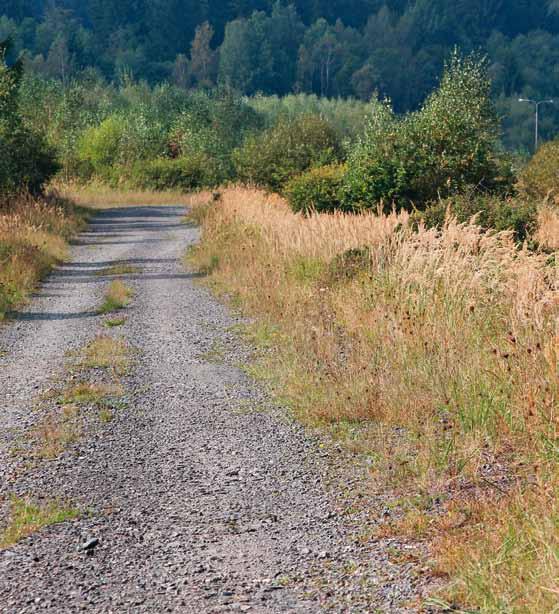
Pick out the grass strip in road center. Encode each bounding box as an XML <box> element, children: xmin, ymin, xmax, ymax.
<box><xmin>98</xmin><ymin>281</ymin><xmax>134</xmax><ymax>315</ymax></box>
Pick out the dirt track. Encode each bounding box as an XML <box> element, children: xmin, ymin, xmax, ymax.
<box><xmin>0</xmin><ymin>206</ymin><xmax>426</xmax><ymax>612</ymax></box>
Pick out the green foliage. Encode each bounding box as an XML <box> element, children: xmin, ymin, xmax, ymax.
<box><xmin>342</xmin><ymin>53</ymin><xmax>515</xmax><ymax>211</ymax></box>
<box><xmin>0</xmin><ymin>39</ymin><xmax>58</xmax><ymax>194</ymax></box>
<box><xmin>414</xmin><ymin>193</ymin><xmax>538</xmax><ymax>242</ymax></box>
<box><xmin>2</xmin><ymin>1</ymin><xmax>559</xmax><ymax>151</ymax></box>
<box><xmin>518</xmin><ymin>141</ymin><xmax>559</xmax><ymax>203</ymax></box>
<box><xmin>127</xmin><ymin>155</ymin><xmax>219</xmax><ymax>192</ymax></box>
<box><xmin>248</xmin><ymin>93</ymin><xmax>370</xmax><ymax>141</ymax></box>
<box><xmin>285</xmin><ymin>164</ymin><xmax>346</xmax><ymax>214</ymax></box>
<box><xmin>233</xmin><ymin>115</ymin><xmax>343</xmax><ymax>192</ymax></box>
<box><xmin>170</xmin><ymin>89</ymin><xmax>262</xmax><ymax>182</ymax></box>
<box><xmin>78</xmin><ymin>116</ymin><xmax>123</xmax><ymax>173</ymax></box>
<box><xmin>78</xmin><ymin>110</ymin><xmax>169</xmax><ymax>179</ymax></box>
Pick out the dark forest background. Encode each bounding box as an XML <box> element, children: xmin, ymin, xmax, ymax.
<box><xmin>2</xmin><ymin>1</ymin><xmax>559</xmax><ymax>150</ymax></box>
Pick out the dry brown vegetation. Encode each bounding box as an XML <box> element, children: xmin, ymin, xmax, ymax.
<box><xmin>187</xmin><ymin>186</ymin><xmax>559</xmax><ymax>612</ymax></box>
<box><xmin>97</xmin><ymin>280</ymin><xmax>134</xmax><ymax>314</ymax></box>
<box><xmin>0</xmin><ymin>191</ymin><xmax>87</xmax><ymax>317</ymax></box>
<box><xmin>33</xmin><ymin>403</ymin><xmax>81</xmax><ymax>460</ymax></box>
<box><xmin>58</xmin><ymin>181</ymin><xmax>194</xmax><ymax>209</ymax></box>
<box><xmin>78</xmin><ymin>335</ymin><xmax>131</xmax><ymax>375</ymax></box>
<box><xmin>535</xmin><ymin>206</ymin><xmax>559</xmax><ymax>251</ymax></box>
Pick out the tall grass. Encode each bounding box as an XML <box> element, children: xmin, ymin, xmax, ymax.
<box><xmin>188</xmin><ymin>186</ymin><xmax>559</xmax><ymax>611</ymax></box>
<box><xmin>0</xmin><ymin>192</ymin><xmax>87</xmax><ymax>317</ymax></box>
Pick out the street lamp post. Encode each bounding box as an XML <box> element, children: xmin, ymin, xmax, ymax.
<box><xmin>518</xmin><ymin>98</ymin><xmax>555</xmax><ymax>152</ymax></box>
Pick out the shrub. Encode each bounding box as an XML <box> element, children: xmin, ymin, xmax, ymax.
<box><xmin>233</xmin><ymin>115</ymin><xmax>343</xmax><ymax>192</ymax></box>
<box><xmin>342</xmin><ymin>53</ymin><xmax>515</xmax><ymax>212</ymax></box>
<box><xmin>170</xmin><ymin>89</ymin><xmax>262</xmax><ymax>181</ymax></box>
<box><xmin>414</xmin><ymin>193</ymin><xmax>538</xmax><ymax>242</ymax></box>
<box><xmin>285</xmin><ymin>164</ymin><xmax>346</xmax><ymax>214</ymax></box>
<box><xmin>78</xmin><ymin>116</ymin><xmax>124</xmax><ymax>175</ymax></box>
<box><xmin>127</xmin><ymin>155</ymin><xmax>219</xmax><ymax>192</ymax></box>
<box><xmin>78</xmin><ymin>113</ymin><xmax>168</xmax><ymax>179</ymax></box>
<box><xmin>518</xmin><ymin>140</ymin><xmax>559</xmax><ymax>203</ymax></box>
<box><xmin>0</xmin><ymin>40</ymin><xmax>58</xmax><ymax>195</ymax></box>
<box><xmin>0</xmin><ymin>127</ymin><xmax>59</xmax><ymax>195</ymax></box>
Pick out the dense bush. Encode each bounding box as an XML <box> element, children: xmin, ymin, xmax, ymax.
<box><xmin>414</xmin><ymin>193</ymin><xmax>538</xmax><ymax>242</ymax></box>
<box><xmin>518</xmin><ymin>141</ymin><xmax>559</xmax><ymax>204</ymax></box>
<box><xmin>126</xmin><ymin>155</ymin><xmax>219</xmax><ymax>192</ymax></box>
<box><xmin>249</xmin><ymin>94</ymin><xmax>370</xmax><ymax>141</ymax></box>
<box><xmin>78</xmin><ymin>112</ymin><xmax>168</xmax><ymax>178</ymax></box>
<box><xmin>0</xmin><ymin>128</ymin><xmax>59</xmax><ymax>194</ymax></box>
<box><xmin>170</xmin><ymin>89</ymin><xmax>262</xmax><ymax>182</ymax></box>
<box><xmin>78</xmin><ymin>116</ymin><xmax>124</xmax><ymax>175</ymax></box>
<box><xmin>285</xmin><ymin>164</ymin><xmax>346</xmax><ymax>214</ymax></box>
<box><xmin>342</xmin><ymin>53</ymin><xmax>515</xmax><ymax>212</ymax></box>
<box><xmin>0</xmin><ymin>40</ymin><xmax>58</xmax><ymax>194</ymax></box>
<box><xmin>233</xmin><ymin>115</ymin><xmax>343</xmax><ymax>192</ymax></box>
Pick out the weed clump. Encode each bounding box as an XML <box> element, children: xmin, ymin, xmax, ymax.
<box><xmin>0</xmin><ymin>497</ymin><xmax>79</xmax><ymax>549</ymax></box>
<box><xmin>97</xmin><ymin>281</ymin><xmax>133</xmax><ymax>314</ymax></box>
<box><xmin>78</xmin><ymin>335</ymin><xmax>130</xmax><ymax>374</ymax></box>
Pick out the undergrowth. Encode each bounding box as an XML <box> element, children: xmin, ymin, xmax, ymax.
<box><xmin>0</xmin><ymin>191</ymin><xmax>87</xmax><ymax>318</ymax></box>
<box><xmin>186</xmin><ymin>186</ymin><xmax>559</xmax><ymax>612</ymax></box>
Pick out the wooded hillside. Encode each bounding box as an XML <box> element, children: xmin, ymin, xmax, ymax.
<box><xmin>1</xmin><ymin>1</ymin><xmax>559</xmax><ymax>149</ymax></box>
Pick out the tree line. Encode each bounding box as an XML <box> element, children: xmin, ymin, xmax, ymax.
<box><xmin>2</xmin><ymin>1</ymin><xmax>559</xmax><ymax>150</ymax></box>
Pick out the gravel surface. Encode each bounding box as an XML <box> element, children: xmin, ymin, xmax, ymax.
<box><xmin>0</xmin><ymin>206</ymin><xmax>432</xmax><ymax>612</ymax></box>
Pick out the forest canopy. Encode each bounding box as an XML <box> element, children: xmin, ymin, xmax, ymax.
<box><xmin>1</xmin><ymin>1</ymin><xmax>559</xmax><ymax>150</ymax></box>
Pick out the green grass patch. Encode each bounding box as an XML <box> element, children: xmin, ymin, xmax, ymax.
<box><xmin>0</xmin><ymin>496</ymin><xmax>79</xmax><ymax>549</ymax></box>
<box><xmin>104</xmin><ymin>317</ymin><xmax>127</xmax><ymax>328</ymax></box>
<box><xmin>62</xmin><ymin>381</ymin><xmax>123</xmax><ymax>406</ymax></box>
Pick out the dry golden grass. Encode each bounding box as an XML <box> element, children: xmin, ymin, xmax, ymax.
<box><xmin>97</xmin><ymin>280</ymin><xmax>134</xmax><ymax>314</ymax></box>
<box><xmin>33</xmin><ymin>404</ymin><xmax>81</xmax><ymax>459</ymax></box>
<box><xmin>78</xmin><ymin>335</ymin><xmax>131</xmax><ymax>375</ymax></box>
<box><xmin>58</xmin><ymin>181</ymin><xmax>194</xmax><ymax>209</ymax></box>
<box><xmin>0</xmin><ymin>191</ymin><xmax>87</xmax><ymax>317</ymax></box>
<box><xmin>188</xmin><ymin>186</ymin><xmax>559</xmax><ymax>611</ymax></box>
<box><xmin>535</xmin><ymin>206</ymin><xmax>559</xmax><ymax>250</ymax></box>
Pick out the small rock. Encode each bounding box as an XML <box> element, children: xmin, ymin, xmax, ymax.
<box><xmin>80</xmin><ymin>538</ymin><xmax>99</xmax><ymax>554</ymax></box>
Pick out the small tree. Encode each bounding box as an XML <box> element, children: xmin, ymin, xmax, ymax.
<box><xmin>189</xmin><ymin>22</ymin><xmax>217</xmax><ymax>88</ymax></box>
<box><xmin>342</xmin><ymin>52</ymin><xmax>514</xmax><ymax>211</ymax></box>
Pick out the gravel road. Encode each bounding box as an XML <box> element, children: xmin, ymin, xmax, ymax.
<box><xmin>0</xmin><ymin>206</ymin><xmax>429</xmax><ymax>612</ymax></box>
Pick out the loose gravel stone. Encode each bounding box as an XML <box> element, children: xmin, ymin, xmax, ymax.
<box><xmin>0</xmin><ymin>206</ymin><xmax>433</xmax><ymax>612</ymax></box>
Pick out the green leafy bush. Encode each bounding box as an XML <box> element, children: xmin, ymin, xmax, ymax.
<box><xmin>0</xmin><ymin>40</ymin><xmax>58</xmax><ymax>195</ymax></box>
<box><xmin>518</xmin><ymin>141</ymin><xmax>559</xmax><ymax>204</ymax></box>
<box><xmin>127</xmin><ymin>155</ymin><xmax>220</xmax><ymax>191</ymax></box>
<box><xmin>0</xmin><ymin>128</ymin><xmax>59</xmax><ymax>194</ymax></box>
<box><xmin>413</xmin><ymin>193</ymin><xmax>537</xmax><ymax>242</ymax></box>
<box><xmin>78</xmin><ymin>116</ymin><xmax>124</xmax><ymax>175</ymax></box>
<box><xmin>170</xmin><ymin>89</ymin><xmax>262</xmax><ymax>182</ymax></box>
<box><xmin>285</xmin><ymin>164</ymin><xmax>346</xmax><ymax>214</ymax></box>
<box><xmin>233</xmin><ymin>115</ymin><xmax>343</xmax><ymax>192</ymax></box>
<box><xmin>342</xmin><ymin>53</ymin><xmax>515</xmax><ymax>212</ymax></box>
